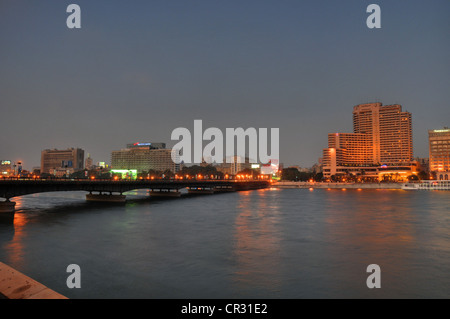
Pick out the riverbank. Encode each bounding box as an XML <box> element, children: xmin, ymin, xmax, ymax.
<box><xmin>274</xmin><ymin>181</ymin><xmax>402</xmax><ymax>189</ymax></box>
<box><xmin>0</xmin><ymin>262</ymin><xmax>67</xmax><ymax>299</ymax></box>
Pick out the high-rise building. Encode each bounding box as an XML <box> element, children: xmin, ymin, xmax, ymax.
<box><xmin>323</xmin><ymin>103</ymin><xmax>415</xmax><ymax>181</ymax></box>
<box><xmin>353</xmin><ymin>103</ymin><xmax>413</xmax><ymax>165</ymax></box>
<box><xmin>326</xmin><ymin>133</ymin><xmax>372</xmax><ymax>166</ymax></box>
<box><xmin>41</xmin><ymin>148</ymin><xmax>84</xmax><ymax>175</ymax></box>
<box><xmin>111</xmin><ymin>143</ymin><xmax>180</xmax><ymax>173</ymax></box>
<box><xmin>428</xmin><ymin>128</ymin><xmax>450</xmax><ymax>175</ymax></box>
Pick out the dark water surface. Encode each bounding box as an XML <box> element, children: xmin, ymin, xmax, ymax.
<box><xmin>0</xmin><ymin>188</ymin><xmax>449</xmax><ymax>298</ymax></box>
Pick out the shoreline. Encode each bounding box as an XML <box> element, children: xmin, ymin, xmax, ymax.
<box><xmin>0</xmin><ymin>262</ymin><xmax>67</xmax><ymax>299</ymax></box>
<box><xmin>274</xmin><ymin>181</ymin><xmax>403</xmax><ymax>189</ymax></box>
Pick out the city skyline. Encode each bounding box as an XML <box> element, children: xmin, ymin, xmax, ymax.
<box><xmin>2</xmin><ymin>110</ymin><xmax>449</xmax><ymax>172</ymax></box>
<box><xmin>3</xmin><ymin>120</ymin><xmax>449</xmax><ymax>173</ymax></box>
<box><xmin>1</xmin><ymin>1</ymin><xmax>449</xmax><ymax>169</ymax></box>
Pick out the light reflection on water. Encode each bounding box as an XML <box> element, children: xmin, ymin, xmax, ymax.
<box><xmin>233</xmin><ymin>189</ymin><xmax>282</xmax><ymax>295</ymax></box>
<box><xmin>0</xmin><ymin>189</ymin><xmax>449</xmax><ymax>298</ymax></box>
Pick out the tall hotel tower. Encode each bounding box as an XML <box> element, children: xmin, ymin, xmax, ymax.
<box><xmin>323</xmin><ymin>103</ymin><xmax>414</xmax><ymax>180</ymax></box>
<box><xmin>353</xmin><ymin>103</ymin><xmax>413</xmax><ymax>165</ymax></box>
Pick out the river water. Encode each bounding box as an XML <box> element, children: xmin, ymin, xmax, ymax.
<box><xmin>0</xmin><ymin>188</ymin><xmax>449</xmax><ymax>299</ymax></box>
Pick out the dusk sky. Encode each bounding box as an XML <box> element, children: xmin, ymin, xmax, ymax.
<box><xmin>1</xmin><ymin>0</ymin><xmax>449</xmax><ymax>170</ymax></box>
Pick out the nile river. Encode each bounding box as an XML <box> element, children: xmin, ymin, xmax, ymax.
<box><xmin>0</xmin><ymin>188</ymin><xmax>449</xmax><ymax>298</ymax></box>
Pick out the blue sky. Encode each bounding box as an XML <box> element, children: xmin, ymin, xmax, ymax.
<box><xmin>1</xmin><ymin>0</ymin><xmax>449</xmax><ymax>169</ymax></box>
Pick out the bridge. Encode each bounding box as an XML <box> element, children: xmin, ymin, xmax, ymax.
<box><xmin>0</xmin><ymin>179</ymin><xmax>271</xmax><ymax>213</ymax></box>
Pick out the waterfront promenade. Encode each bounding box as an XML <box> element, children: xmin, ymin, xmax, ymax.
<box><xmin>274</xmin><ymin>181</ymin><xmax>402</xmax><ymax>189</ymax></box>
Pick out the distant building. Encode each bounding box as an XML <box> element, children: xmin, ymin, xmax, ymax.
<box><xmin>429</xmin><ymin>128</ymin><xmax>450</xmax><ymax>173</ymax></box>
<box><xmin>323</xmin><ymin>103</ymin><xmax>415</xmax><ymax>181</ymax></box>
<box><xmin>436</xmin><ymin>172</ymin><xmax>450</xmax><ymax>181</ymax></box>
<box><xmin>228</xmin><ymin>156</ymin><xmax>253</xmax><ymax>175</ymax></box>
<box><xmin>428</xmin><ymin>128</ymin><xmax>450</xmax><ymax>181</ymax></box>
<box><xmin>214</xmin><ymin>156</ymin><xmax>254</xmax><ymax>176</ymax></box>
<box><xmin>260</xmin><ymin>159</ymin><xmax>279</xmax><ymax>176</ymax></box>
<box><xmin>230</xmin><ymin>156</ymin><xmax>253</xmax><ymax>175</ymax></box>
<box><xmin>41</xmin><ymin>148</ymin><xmax>84</xmax><ymax>175</ymax></box>
<box><xmin>311</xmin><ymin>163</ymin><xmax>322</xmax><ymax>174</ymax></box>
<box><xmin>85</xmin><ymin>154</ymin><xmax>94</xmax><ymax>170</ymax></box>
<box><xmin>126</xmin><ymin>142</ymin><xmax>166</xmax><ymax>150</ymax></box>
<box><xmin>111</xmin><ymin>142</ymin><xmax>180</xmax><ymax>173</ymax></box>
<box><xmin>215</xmin><ymin>163</ymin><xmax>232</xmax><ymax>175</ymax></box>
<box><xmin>325</xmin><ymin>133</ymin><xmax>372</xmax><ymax>166</ymax></box>
<box><xmin>0</xmin><ymin>160</ymin><xmax>12</xmax><ymax>176</ymax></box>
<box><xmin>97</xmin><ymin>161</ymin><xmax>108</xmax><ymax>169</ymax></box>
<box><xmin>352</xmin><ymin>102</ymin><xmax>413</xmax><ymax>165</ymax></box>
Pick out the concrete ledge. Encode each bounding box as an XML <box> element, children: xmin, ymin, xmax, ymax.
<box><xmin>0</xmin><ymin>262</ymin><xmax>67</xmax><ymax>299</ymax></box>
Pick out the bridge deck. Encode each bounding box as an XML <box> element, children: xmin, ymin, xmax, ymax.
<box><xmin>0</xmin><ymin>179</ymin><xmax>270</xmax><ymax>199</ymax></box>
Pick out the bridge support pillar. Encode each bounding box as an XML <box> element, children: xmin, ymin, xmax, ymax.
<box><xmin>0</xmin><ymin>200</ymin><xmax>16</xmax><ymax>213</ymax></box>
<box><xmin>86</xmin><ymin>194</ymin><xmax>126</xmax><ymax>203</ymax></box>
<box><xmin>187</xmin><ymin>188</ymin><xmax>215</xmax><ymax>194</ymax></box>
<box><xmin>213</xmin><ymin>186</ymin><xmax>236</xmax><ymax>193</ymax></box>
<box><xmin>149</xmin><ymin>190</ymin><xmax>181</xmax><ymax>197</ymax></box>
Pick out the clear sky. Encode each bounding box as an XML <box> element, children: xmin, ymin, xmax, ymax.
<box><xmin>1</xmin><ymin>0</ymin><xmax>449</xmax><ymax>170</ymax></box>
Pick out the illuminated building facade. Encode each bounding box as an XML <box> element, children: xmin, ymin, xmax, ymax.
<box><xmin>0</xmin><ymin>160</ymin><xmax>12</xmax><ymax>176</ymax></box>
<box><xmin>429</xmin><ymin>128</ymin><xmax>450</xmax><ymax>179</ymax></box>
<box><xmin>353</xmin><ymin>103</ymin><xmax>413</xmax><ymax>165</ymax></box>
<box><xmin>126</xmin><ymin>142</ymin><xmax>166</xmax><ymax>150</ymax></box>
<box><xmin>41</xmin><ymin>148</ymin><xmax>84</xmax><ymax>175</ymax></box>
<box><xmin>323</xmin><ymin>103</ymin><xmax>414</xmax><ymax>181</ymax></box>
<box><xmin>111</xmin><ymin>143</ymin><xmax>180</xmax><ymax>173</ymax></box>
<box><xmin>325</xmin><ymin>133</ymin><xmax>372</xmax><ymax>166</ymax></box>
<box><xmin>110</xmin><ymin>169</ymin><xmax>138</xmax><ymax>180</ymax></box>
